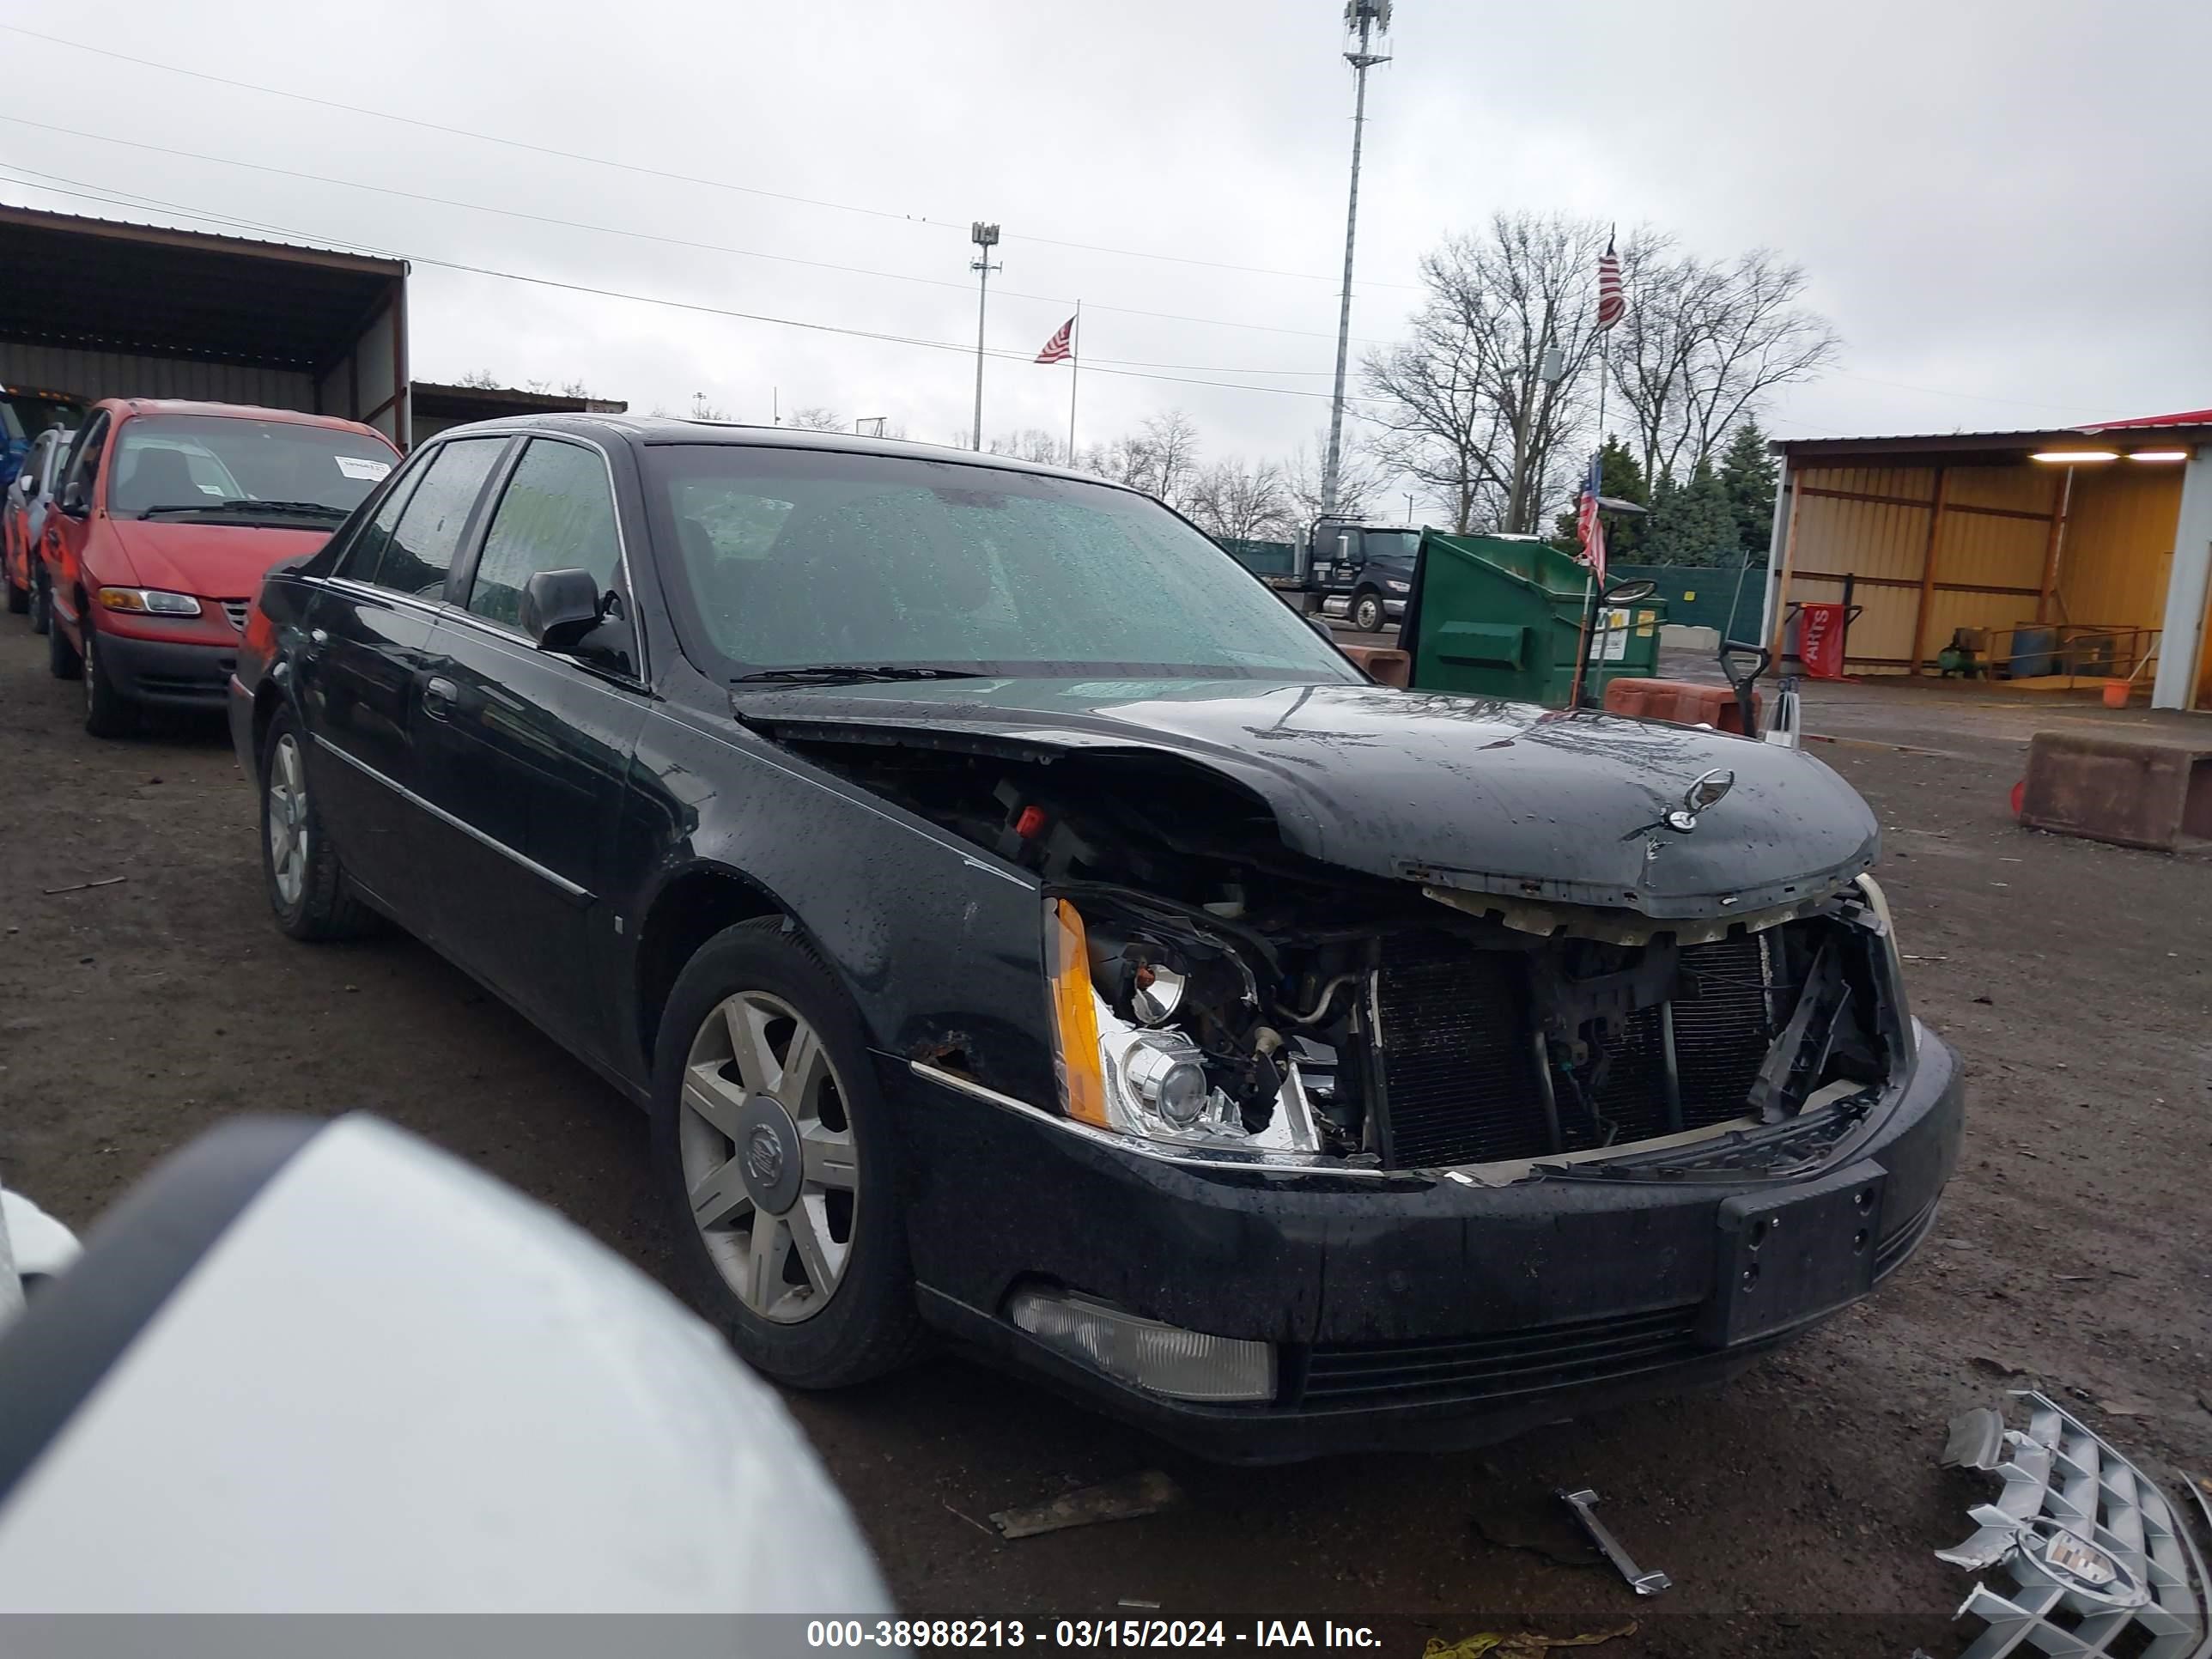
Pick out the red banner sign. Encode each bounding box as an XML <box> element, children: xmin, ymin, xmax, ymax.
<box><xmin>1797</xmin><ymin>602</ymin><xmax>1849</xmax><ymax>680</ymax></box>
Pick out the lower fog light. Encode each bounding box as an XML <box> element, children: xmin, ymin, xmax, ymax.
<box><xmin>1008</xmin><ymin>1289</ymin><xmax>1276</xmax><ymax>1403</ymax></box>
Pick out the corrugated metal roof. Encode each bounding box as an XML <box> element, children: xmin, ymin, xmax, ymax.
<box><xmin>1773</xmin><ymin>406</ymin><xmax>2212</xmax><ymax>459</ymax></box>
<box><xmin>0</xmin><ymin>203</ymin><xmax>403</xmax><ymax>275</ymax></box>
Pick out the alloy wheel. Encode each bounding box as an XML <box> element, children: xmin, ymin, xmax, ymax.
<box><xmin>266</xmin><ymin>733</ymin><xmax>310</xmax><ymax>909</ymax></box>
<box><xmin>679</xmin><ymin>990</ymin><xmax>858</xmax><ymax>1324</ymax></box>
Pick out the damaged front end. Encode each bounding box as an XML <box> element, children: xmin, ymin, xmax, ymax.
<box><xmin>781</xmin><ymin>731</ymin><xmax>1913</xmax><ymax>1183</ymax></box>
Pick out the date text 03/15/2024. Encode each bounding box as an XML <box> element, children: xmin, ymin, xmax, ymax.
<box><xmin>806</xmin><ymin>1621</ymin><xmax>1382</xmax><ymax>1649</ymax></box>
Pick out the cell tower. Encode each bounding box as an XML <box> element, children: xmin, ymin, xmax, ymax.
<box><xmin>1322</xmin><ymin>0</ymin><xmax>1394</xmax><ymax>520</ymax></box>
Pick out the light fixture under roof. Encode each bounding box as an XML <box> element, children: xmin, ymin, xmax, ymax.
<box><xmin>2029</xmin><ymin>450</ymin><xmax>2119</xmax><ymax>464</ymax></box>
<box><xmin>2125</xmin><ymin>449</ymin><xmax>2190</xmax><ymax>463</ymax></box>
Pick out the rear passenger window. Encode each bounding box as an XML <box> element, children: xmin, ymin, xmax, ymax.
<box><xmin>335</xmin><ymin>468</ymin><xmax>419</xmax><ymax>587</ymax></box>
<box><xmin>465</xmin><ymin>440</ymin><xmax>622</xmax><ymax>630</ymax></box>
<box><xmin>374</xmin><ymin>439</ymin><xmax>504</xmax><ymax>600</ymax></box>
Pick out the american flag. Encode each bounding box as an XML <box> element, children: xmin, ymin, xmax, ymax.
<box><xmin>1035</xmin><ymin>316</ymin><xmax>1076</xmax><ymax>364</ymax></box>
<box><xmin>1575</xmin><ymin>449</ymin><xmax>1607</xmax><ymax>582</ymax></box>
<box><xmin>1595</xmin><ymin>235</ymin><xmax>1625</xmax><ymax>330</ymax></box>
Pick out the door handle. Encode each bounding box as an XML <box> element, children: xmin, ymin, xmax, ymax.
<box><xmin>303</xmin><ymin>627</ymin><xmax>329</xmax><ymax>659</ymax></box>
<box><xmin>423</xmin><ymin>675</ymin><xmax>459</xmax><ymax>719</ymax></box>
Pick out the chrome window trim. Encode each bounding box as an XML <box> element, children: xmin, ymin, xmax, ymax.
<box><xmin>310</xmin><ymin>733</ymin><xmax>594</xmax><ymax>904</ymax></box>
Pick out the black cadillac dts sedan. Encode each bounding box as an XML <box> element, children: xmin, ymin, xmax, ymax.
<box><xmin>229</xmin><ymin>416</ymin><xmax>1961</xmax><ymax>1462</ymax></box>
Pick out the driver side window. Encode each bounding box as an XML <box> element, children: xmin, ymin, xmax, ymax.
<box><xmin>60</xmin><ymin>413</ymin><xmax>109</xmax><ymax>503</ymax></box>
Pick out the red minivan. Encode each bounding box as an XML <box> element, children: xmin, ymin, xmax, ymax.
<box><xmin>43</xmin><ymin>400</ymin><xmax>401</xmax><ymax>736</ymax></box>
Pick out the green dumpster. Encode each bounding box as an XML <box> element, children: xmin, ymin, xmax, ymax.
<box><xmin>1401</xmin><ymin>532</ymin><xmax>1664</xmax><ymax>705</ymax></box>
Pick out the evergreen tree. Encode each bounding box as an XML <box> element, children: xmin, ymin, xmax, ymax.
<box><xmin>1639</xmin><ymin>461</ymin><xmax>1738</xmax><ymax>566</ymax></box>
<box><xmin>1549</xmin><ymin>436</ymin><xmax>1650</xmax><ymax>561</ymax></box>
<box><xmin>1717</xmin><ymin>419</ymin><xmax>1779</xmax><ymax>559</ymax></box>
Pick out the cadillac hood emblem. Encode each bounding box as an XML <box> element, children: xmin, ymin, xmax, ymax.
<box><xmin>1664</xmin><ymin>769</ymin><xmax>1735</xmax><ymax>835</ymax></box>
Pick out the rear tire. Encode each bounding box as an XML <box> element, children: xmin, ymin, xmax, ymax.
<box><xmin>259</xmin><ymin>708</ymin><xmax>374</xmax><ymax>941</ymax></box>
<box><xmin>47</xmin><ymin>603</ymin><xmax>80</xmax><ymax>679</ymax></box>
<box><xmin>1350</xmin><ymin>588</ymin><xmax>1385</xmax><ymax>635</ymax></box>
<box><xmin>29</xmin><ymin>567</ymin><xmax>51</xmax><ymax>636</ymax></box>
<box><xmin>652</xmin><ymin>917</ymin><xmax>927</xmax><ymax>1389</ymax></box>
<box><xmin>4</xmin><ymin>572</ymin><xmax>25</xmax><ymax>616</ymax></box>
<box><xmin>80</xmin><ymin>621</ymin><xmax>139</xmax><ymax>738</ymax></box>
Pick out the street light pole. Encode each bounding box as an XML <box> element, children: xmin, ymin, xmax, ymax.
<box><xmin>970</xmin><ymin>222</ymin><xmax>1000</xmax><ymax>452</ymax></box>
<box><xmin>1321</xmin><ymin>0</ymin><xmax>1394</xmax><ymax>519</ymax></box>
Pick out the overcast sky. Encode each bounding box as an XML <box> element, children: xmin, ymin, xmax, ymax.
<box><xmin>3</xmin><ymin>0</ymin><xmax>2208</xmax><ymax>495</ymax></box>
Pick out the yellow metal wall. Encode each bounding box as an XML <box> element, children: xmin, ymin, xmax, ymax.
<box><xmin>1782</xmin><ymin>459</ymin><xmax>2184</xmax><ymax>673</ymax></box>
<box><xmin>2054</xmin><ymin>465</ymin><xmax>2182</xmax><ymax>636</ymax></box>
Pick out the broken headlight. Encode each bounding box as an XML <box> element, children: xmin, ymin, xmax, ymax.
<box><xmin>1045</xmin><ymin>898</ymin><xmax>1321</xmax><ymax>1154</ymax></box>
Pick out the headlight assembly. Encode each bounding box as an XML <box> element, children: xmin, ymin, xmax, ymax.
<box><xmin>1046</xmin><ymin>898</ymin><xmax>1322</xmax><ymax>1154</ymax></box>
<box><xmin>98</xmin><ymin>586</ymin><xmax>202</xmax><ymax>617</ymax></box>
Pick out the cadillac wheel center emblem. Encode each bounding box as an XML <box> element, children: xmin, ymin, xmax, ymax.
<box><xmin>745</xmin><ymin>1124</ymin><xmax>785</xmax><ymax>1187</ymax></box>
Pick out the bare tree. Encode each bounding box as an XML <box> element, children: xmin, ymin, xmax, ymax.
<box><xmin>983</xmin><ymin>428</ymin><xmax>1066</xmax><ymax>465</ymax></box>
<box><xmin>689</xmin><ymin>392</ymin><xmax>732</xmax><ymax>422</ymax></box>
<box><xmin>456</xmin><ymin>368</ymin><xmax>504</xmax><ymax>390</ymax></box>
<box><xmin>1185</xmin><ymin>458</ymin><xmax>1292</xmax><ymax>543</ymax></box>
<box><xmin>1362</xmin><ymin>212</ymin><xmax>1625</xmax><ymax>536</ymax></box>
<box><xmin>1072</xmin><ymin>410</ymin><xmax>1203</xmax><ymax>511</ymax></box>
<box><xmin>1280</xmin><ymin>432</ymin><xmax>1390</xmax><ymax>526</ymax></box>
<box><xmin>787</xmin><ymin>405</ymin><xmax>844</xmax><ymax>432</ymax></box>
<box><xmin>1610</xmin><ymin>247</ymin><xmax>1839</xmax><ymax>487</ymax></box>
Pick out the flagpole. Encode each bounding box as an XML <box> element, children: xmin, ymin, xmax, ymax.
<box><xmin>1066</xmin><ymin>300</ymin><xmax>1081</xmax><ymax>465</ymax></box>
<box><xmin>1570</xmin><ymin>324</ymin><xmax>1612</xmax><ymax>710</ymax></box>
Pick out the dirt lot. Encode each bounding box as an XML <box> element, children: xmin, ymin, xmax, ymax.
<box><xmin>3</xmin><ymin>623</ymin><xmax>2208</xmax><ymax>1655</ymax></box>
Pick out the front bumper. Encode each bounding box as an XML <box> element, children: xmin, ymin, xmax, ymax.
<box><xmin>93</xmin><ymin>629</ymin><xmax>235</xmax><ymax>709</ymax></box>
<box><xmin>890</xmin><ymin>1025</ymin><xmax>1963</xmax><ymax>1462</ymax></box>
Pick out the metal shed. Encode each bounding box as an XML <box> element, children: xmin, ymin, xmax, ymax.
<box><xmin>410</xmin><ymin>381</ymin><xmax>628</xmax><ymax>445</ymax></box>
<box><xmin>0</xmin><ymin>205</ymin><xmax>409</xmax><ymax>445</ymax></box>
<box><xmin>1766</xmin><ymin>412</ymin><xmax>2212</xmax><ymax>711</ymax></box>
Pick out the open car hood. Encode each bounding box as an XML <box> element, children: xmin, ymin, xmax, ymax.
<box><xmin>734</xmin><ymin>678</ymin><xmax>1880</xmax><ymax>919</ymax></box>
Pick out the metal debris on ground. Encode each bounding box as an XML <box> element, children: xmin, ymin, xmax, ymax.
<box><xmin>1556</xmin><ymin>1488</ymin><xmax>1671</xmax><ymax>1595</ymax></box>
<box><xmin>1935</xmin><ymin>1391</ymin><xmax>2209</xmax><ymax>1658</ymax></box>
<box><xmin>41</xmin><ymin>877</ymin><xmax>127</xmax><ymax>895</ymax></box>
<box><xmin>1421</xmin><ymin>1621</ymin><xmax>1636</xmax><ymax>1657</ymax></box>
<box><xmin>988</xmin><ymin>1470</ymin><xmax>1181</xmax><ymax>1539</ymax></box>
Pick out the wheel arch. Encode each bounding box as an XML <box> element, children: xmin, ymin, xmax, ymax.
<box><xmin>629</xmin><ymin>862</ymin><xmax>793</xmax><ymax>1074</ymax></box>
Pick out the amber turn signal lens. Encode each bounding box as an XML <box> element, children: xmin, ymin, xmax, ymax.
<box><xmin>1048</xmin><ymin>899</ymin><xmax>1108</xmax><ymax>1127</ymax></box>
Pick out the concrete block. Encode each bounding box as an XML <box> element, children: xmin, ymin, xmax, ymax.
<box><xmin>2020</xmin><ymin>732</ymin><xmax>2212</xmax><ymax>853</ymax></box>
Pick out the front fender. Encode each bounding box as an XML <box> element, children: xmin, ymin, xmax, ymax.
<box><xmin>616</xmin><ymin>707</ymin><xmax>1056</xmax><ymax>1109</ymax></box>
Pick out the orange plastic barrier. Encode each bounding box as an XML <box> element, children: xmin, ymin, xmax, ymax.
<box><xmin>1340</xmin><ymin>645</ymin><xmax>1411</xmax><ymax>689</ymax></box>
<box><xmin>1602</xmin><ymin>677</ymin><xmax>1760</xmax><ymax>734</ymax></box>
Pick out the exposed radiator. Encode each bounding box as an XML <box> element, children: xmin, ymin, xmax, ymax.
<box><xmin>1374</xmin><ymin>932</ymin><xmax>1777</xmax><ymax>1170</ymax></box>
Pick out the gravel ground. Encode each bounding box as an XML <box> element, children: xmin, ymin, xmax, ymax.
<box><xmin>3</xmin><ymin>623</ymin><xmax>2208</xmax><ymax>1654</ymax></box>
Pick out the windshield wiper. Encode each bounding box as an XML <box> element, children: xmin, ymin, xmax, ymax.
<box><xmin>139</xmin><ymin>500</ymin><xmax>350</xmax><ymax>521</ymax></box>
<box><xmin>733</xmin><ymin>665</ymin><xmax>988</xmax><ymax>684</ymax></box>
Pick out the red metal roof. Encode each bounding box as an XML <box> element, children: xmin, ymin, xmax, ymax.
<box><xmin>2077</xmin><ymin>408</ymin><xmax>2212</xmax><ymax>431</ymax></box>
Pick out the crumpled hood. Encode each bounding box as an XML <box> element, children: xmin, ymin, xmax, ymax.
<box><xmin>106</xmin><ymin>518</ymin><xmax>335</xmax><ymax>599</ymax></box>
<box><xmin>734</xmin><ymin>678</ymin><xmax>1881</xmax><ymax>919</ymax></box>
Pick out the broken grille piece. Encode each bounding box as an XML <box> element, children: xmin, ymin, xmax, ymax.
<box><xmin>1936</xmin><ymin>1392</ymin><xmax>2209</xmax><ymax>1659</ymax></box>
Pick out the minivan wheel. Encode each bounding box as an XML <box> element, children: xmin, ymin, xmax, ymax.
<box><xmin>28</xmin><ymin>568</ymin><xmax>50</xmax><ymax>635</ymax></box>
<box><xmin>259</xmin><ymin>710</ymin><xmax>373</xmax><ymax>940</ymax></box>
<box><xmin>1350</xmin><ymin>588</ymin><xmax>1385</xmax><ymax>634</ymax></box>
<box><xmin>652</xmin><ymin>918</ymin><xmax>925</xmax><ymax>1388</ymax></box>
<box><xmin>81</xmin><ymin>623</ymin><xmax>139</xmax><ymax>738</ymax></box>
<box><xmin>3</xmin><ymin>571</ymin><xmax>24</xmax><ymax>616</ymax></box>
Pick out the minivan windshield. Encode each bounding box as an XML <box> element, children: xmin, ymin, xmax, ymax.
<box><xmin>646</xmin><ymin>445</ymin><xmax>1362</xmax><ymax>683</ymax></box>
<box><xmin>108</xmin><ymin>415</ymin><xmax>396</xmax><ymax>520</ymax></box>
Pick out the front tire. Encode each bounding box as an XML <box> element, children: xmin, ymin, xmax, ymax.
<box><xmin>259</xmin><ymin>709</ymin><xmax>373</xmax><ymax>940</ymax></box>
<box><xmin>81</xmin><ymin>621</ymin><xmax>139</xmax><ymax>738</ymax></box>
<box><xmin>1350</xmin><ymin>588</ymin><xmax>1385</xmax><ymax>634</ymax></box>
<box><xmin>4</xmin><ymin>569</ymin><xmax>25</xmax><ymax>616</ymax></box>
<box><xmin>652</xmin><ymin>917</ymin><xmax>925</xmax><ymax>1389</ymax></box>
<box><xmin>29</xmin><ymin>567</ymin><xmax>51</xmax><ymax>636</ymax></box>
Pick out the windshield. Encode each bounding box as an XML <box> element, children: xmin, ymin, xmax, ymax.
<box><xmin>108</xmin><ymin>415</ymin><xmax>395</xmax><ymax>518</ymax></box>
<box><xmin>1362</xmin><ymin>529</ymin><xmax>1420</xmax><ymax>562</ymax></box>
<box><xmin>645</xmin><ymin>445</ymin><xmax>1362</xmax><ymax>683</ymax></box>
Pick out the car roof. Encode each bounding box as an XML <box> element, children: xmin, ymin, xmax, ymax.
<box><xmin>100</xmin><ymin>398</ymin><xmax>397</xmax><ymax>444</ymax></box>
<box><xmin>422</xmin><ymin>412</ymin><xmax>1129</xmax><ymax>489</ymax></box>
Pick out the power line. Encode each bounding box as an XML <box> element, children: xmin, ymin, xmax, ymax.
<box><xmin>0</xmin><ymin>167</ymin><xmax>1387</xmax><ymax>407</ymax></box>
<box><xmin>0</xmin><ymin>113</ymin><xmax>1389</xmax><ymax>352</ymax></box>
<box><xmin>0</xmin><ymin>21</ymin><xmax>1423</xmax><ymax>292</ymax></box>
